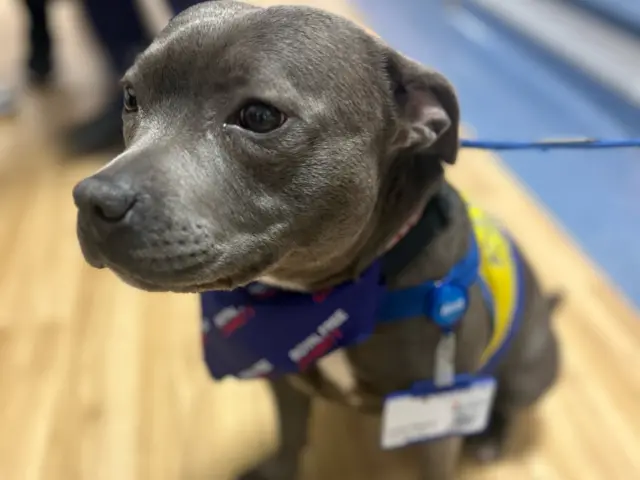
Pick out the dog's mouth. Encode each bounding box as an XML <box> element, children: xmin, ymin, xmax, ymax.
<box><xmin>113</xmin><ymin>269</ymin><xmax>245</xmax><ymax>293</ymax></box>
<box><xmin>87</xmin><ymin>255</ymin><xmax>276</xmax><ymax>293</ymax></box>
<box><xmin>86</xmin><ymin>248</ymin><xmax>278</xmax><ymax>293</ymax></box>
<box><xmin>108</xmin><ymin>260</ymin><xmax>274</xmax><ymax>293</ymax></box>
<box><xmin>77</xmin><ymin>229</ymin><xmax>282</xmax><ymax>293</ymax></box>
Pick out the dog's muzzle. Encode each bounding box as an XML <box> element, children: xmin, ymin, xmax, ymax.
<box><xmin>72</xmin><ymin>172</ymin><xmax>216</xmax><ymax>285</ymax></box>
<box><xmin>73</xmin><ymin>174</ymin><xmax>138</xmax><ymax>267</ymax></box>
<box><xmin>73</xmin><ymin>174</ymin><xmax>137</xmax><ymax>233</ymax></box>
<box><xmin>71</xmin><ymin>171</ymin><xmax>274</xmax><ymax>293</ymax></box>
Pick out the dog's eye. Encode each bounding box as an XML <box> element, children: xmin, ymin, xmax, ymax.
<box><xmin>123</xmin><ymin>86</ymin><xmax>138</xmax><ymax>113</ymax></box>
<box><xmin>238</xmin><ymin>102</ymin><xmax>285</xmax><ymax>133</ymax></box>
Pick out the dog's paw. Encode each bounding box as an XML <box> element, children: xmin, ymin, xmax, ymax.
<box><xmin>236</xmin><ymin>468</ymin><xmax>292</xmax><ymax>480</ymax></box>
<box><xmin>467</xmin><ymin>435</ymin><xmax>503</xmax><ymax>463</ymax></box>
<box><xmin>546</xmin><ymin>291</ymin><xmax>564</xmax><ymax>314</ymax></box>
<box><xmin>465</xmin><ymin>410</ymin><xmax>510</xmax><ymax>463</ymax></box>
<box><xmin>236</xmin><ymin>473</ymin><xmax>269</xmax><ymax>480</ymax></box>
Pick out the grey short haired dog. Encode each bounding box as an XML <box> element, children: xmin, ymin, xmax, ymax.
<box><xmin>72</xmin><ymin>2</ymin><xmax>561</xmax><ymax>479</ymax></box>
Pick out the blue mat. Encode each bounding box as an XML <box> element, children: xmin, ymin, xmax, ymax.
<box><xmin>563</xmin><ymin>0</ymin><xmax>640</xmax><ymax>37</ymax></box>
<box><xmin>353</xmin><ymin>0</ymin><xmax>640</xmax><ymax>308</ymax></box>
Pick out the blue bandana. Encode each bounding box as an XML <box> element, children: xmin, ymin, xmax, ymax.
<box><xmin>201</xmin><ymin>261</ymin><xmax>386</xmax><ymax>379</ymax></box>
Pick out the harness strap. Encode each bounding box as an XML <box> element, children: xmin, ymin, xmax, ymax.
<box><xmin>476</xmin><ymin>239</ymin><xmax>526</xmax><ymax>375</ymax></box>
<box><xmin>378</xmin><ymin>184</ymin><xmax>480</xmax><ymax>332</ymax></box>
<box><xmin>377</xmin><ymin>231</ymin><xmax>481</xmax><ymax>327</ymax></box>
<box><xmin>380</xmin><ymin>185</ymin><xmax>451</xmax><ymax>281</ymax></box>
<box><xmin>376</xmin><ymin>187</ymin><xmax>523</xmax><ymax>374</ymax></box>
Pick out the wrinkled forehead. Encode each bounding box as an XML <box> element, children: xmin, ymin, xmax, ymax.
<box><xmin>127</xmin><ymin>5</ymin><xmax>382</xmax><ymax>103</ymax></box>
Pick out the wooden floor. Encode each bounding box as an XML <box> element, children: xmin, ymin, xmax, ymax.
<box><xmin>1</xmin><ymin>1</ymin><xmax>639</xmax><ymax>479</ymax></box>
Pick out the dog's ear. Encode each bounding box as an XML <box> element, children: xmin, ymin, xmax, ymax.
<box><xmin>383</xmin><ymin>50</ymin><xmax>460</xmax><ymax>165</ymax></box>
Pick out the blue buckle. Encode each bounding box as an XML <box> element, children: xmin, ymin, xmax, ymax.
<box><xmin>426</xmin><ymin>281</ymin><xmax>468</xmax><ymax>331</ymax></box>
<box><xmin>376</xmin><ymin>233</ymin><xmax>479</xmax><ymax>326</ymax></box>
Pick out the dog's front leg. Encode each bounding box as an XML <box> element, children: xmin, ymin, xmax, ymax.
<box><xmin>238</xmin><ymin>377</ymin><xmax>311</xmax><ymax>480</ymax></box>
<box><xmin>416</xmin><ymin>436</ymin><xmax>463</xmax><ymax>480</ymax></box>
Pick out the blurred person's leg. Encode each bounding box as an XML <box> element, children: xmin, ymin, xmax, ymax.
<box><xmin>0</xmin><ymin>85</ymin><xmax>17</xmax><ymax>117</ymax></box>
<box><xmin>66</xmin><ymin>0</ymin><xmax>205</xmax><ymax>155</ymax></box>
<box><xmin>65</xmin><ymin>0</ymin><xmax>150</xmax><ymax>155</ymax></box>
<box><xmin>82</xmin><ymin>0</ymin><xmax>150</xmax><ymax>75</ymax></box>
<box><xmin>0</xmin><ymin>0</ymin><xmax>51</xmax><ymax>120</ymax></box>
<box><xmin>24</xmin><ymin>0</ymin><xmax>52</xmax><ymax>85</ymax></box>
<box><xmin>168</xmin><ymin>0</ymin><xmax>203</xmax><ymax>12</ymax></box>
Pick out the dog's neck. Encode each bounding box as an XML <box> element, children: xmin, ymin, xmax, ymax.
<box><xmin>260</xmin><ymin>154</ymin><xmax>450</xmax><ymax>292</ymax></box>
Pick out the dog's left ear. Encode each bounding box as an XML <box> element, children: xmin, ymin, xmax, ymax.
<box><xmin>383</xmin><ymin>49</ymin><xmax>460</xmax><ymax>165</ymax></box>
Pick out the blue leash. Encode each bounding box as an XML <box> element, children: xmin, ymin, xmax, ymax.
<box><xmin>460</xmin><ymin>138</ymin><xmax>640</xmax><ymax>151</ymax></box>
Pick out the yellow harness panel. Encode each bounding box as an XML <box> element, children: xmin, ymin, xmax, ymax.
<box><xmin>466</xmin><ymin>203</ymin><xmax>523</xmax><ymax>369</ymax></box>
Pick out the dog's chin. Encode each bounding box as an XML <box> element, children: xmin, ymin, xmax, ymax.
<box><xmin>114</xmin><ymin>273</ymin><xmax>237</xmax><ymax>293</ymax></box>
<box><xmin>77</xmin><ymin>242</ymin><xmax>107</xmax><ymax>270</ymax></box>
<box><xmin>106</xmin><ymin>268</ymin><xmax>260</xmax><ymax>293</ymax></box>
<box><xmin>102</xmin><ymin>258</ymin><xmax>278</xmax><ymax>294</ymax></box>
<box><xmin>76</xmin><ymin>230</ymin><xmax>287</xmax><ymax>293</ymax></box>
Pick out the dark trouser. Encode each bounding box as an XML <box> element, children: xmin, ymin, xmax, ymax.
<box><xmin>82</xmin><ymin>0</ymin><xmax>203</xmax><ymax>75</ymax></box>
<box><xmin>66</xmin><ymin>0</ymin><xmax>206</xmax><ymax>154</ymax></box>
<box><xmin>24</xmin><ymin>0</ymin><xmax>51</xmax><ymax>75</ymax></box>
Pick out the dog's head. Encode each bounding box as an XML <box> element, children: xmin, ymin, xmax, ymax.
<box><xmin>73</xmin><ymin>1</ymin><xmax>459</xmax><ymax>293</ymax></box>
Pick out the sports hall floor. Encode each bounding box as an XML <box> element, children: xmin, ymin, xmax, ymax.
<box><xmin>0</xmin><ymin>1</ymin><xmax>638</xmax><ymax>479</ymax></box>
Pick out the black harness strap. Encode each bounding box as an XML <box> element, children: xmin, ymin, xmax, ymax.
<box><xmin>381</xmin><ymin>185</ymin><xmax>452</xmax><ymax>281</ymax></box>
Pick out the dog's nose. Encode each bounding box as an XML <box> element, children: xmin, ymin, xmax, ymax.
<box><xmin>73</xmin><ymin>176</ymin><xmax>137</xmax><ymax>224</ymax></box>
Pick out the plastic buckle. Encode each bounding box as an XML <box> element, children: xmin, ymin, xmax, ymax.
<box><xmin>426</xmin><ymin>281</ymin><xmax>469</xmax><ymax>331</ymax></box>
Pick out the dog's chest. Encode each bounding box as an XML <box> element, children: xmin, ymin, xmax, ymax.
<box><xmin>300</xmin><ymin>282</ymin><xmax>493</xmax><ymax>409</ymax></box>
<box><xmin>296</xmin><ymin>302</ymin><xmax>491</xmax><ymax>409</ymax></box>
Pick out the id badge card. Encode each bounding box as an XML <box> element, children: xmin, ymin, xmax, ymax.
<box><xmin>380</xmin><ymin>374</ymin><xmax>497</xmax><ymax>450</ymax></box>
